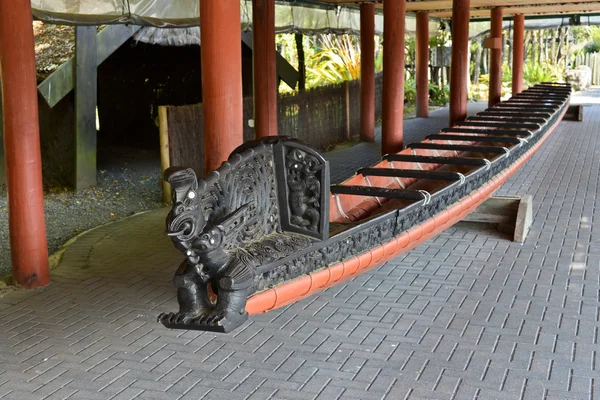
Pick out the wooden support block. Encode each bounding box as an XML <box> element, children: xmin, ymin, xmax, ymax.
<box><xmin>459</xmin><ymin>195</ymin><xmax>533</xmax><ymax>243</ymax></box>
<box><xmin>75</xmin><ymin>26</ymin><xmax>98</xmax><ymax>190</ymax></box>
<box><xmin>514</xmin><ymin>195</ymin><xmax>533</xmax><ymax>243</ymax></box>
<box><xmin>483</xmin><ymin>36</ymin><xmax>502</xmax><ymax>49</ymax></box>
<box><xmin>564</xmin><ymin>104</ymin><xmax>583</xmax><ymax>121</ymax></box>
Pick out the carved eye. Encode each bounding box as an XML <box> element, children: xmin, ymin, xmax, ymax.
<box><xmin>209</xmin><ymin>238</ymin><xmax>215</xmax><ymax>245</ymax></box>
<box><xmin>188</xmin><ymin>191</ymin><xmax>196</xmax><ymax>199</ymax></box>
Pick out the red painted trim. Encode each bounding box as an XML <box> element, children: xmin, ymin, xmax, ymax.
<box><xmin>246</xmin><ymin>106</ymin><xmax>567</xmax><ymax>315</ymax></box>
<box><xmin>0</xmin><ymin>0</ymin><xmax>49</xmax><ymax>288</ymax></box>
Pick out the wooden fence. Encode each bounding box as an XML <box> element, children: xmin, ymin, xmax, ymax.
<box><xmin>160</xmin><ymin>74</ymin><xmax>384</xmax><ymax>181</ymax></box>
<box><xmin>574</xmin><ymin>53</ymin><xmax>600</xmax><ymax>85</ymax></box>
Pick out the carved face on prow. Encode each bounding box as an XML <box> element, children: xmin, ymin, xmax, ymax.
<box><xmin>164</xmin><ymin>168</ymin><xmax>203</xmax><ymax>241</ymax></box>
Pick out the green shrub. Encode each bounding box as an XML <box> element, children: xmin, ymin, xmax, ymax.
<box><xmin>523</xmin><ymin>61</ymin><xmax>563</xmax><ymax>86</ymax></box>
<box><xmin>429</xmin><ymin>83</ymin><xmax>448</xmax><ymax>106</ymax></box>
<box><xmin>404</xmin><ymin>79</ymin><xmax>416</xmax><ymax>104</ymax></box>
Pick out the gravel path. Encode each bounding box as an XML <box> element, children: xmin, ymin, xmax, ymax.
<box><xmin>0</xmin><ymin>148</ymin><xmax>164</xmax><ymax>277</ymax></box>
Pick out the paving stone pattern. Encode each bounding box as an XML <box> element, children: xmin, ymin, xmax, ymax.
<box><xmin>0</xmin><ymin>97</ymin><xmax>599</xmax><ymax>399</ymax></box>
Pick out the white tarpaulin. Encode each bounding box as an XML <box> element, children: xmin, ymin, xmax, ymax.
<box><xmin>31</xmin><ymin>0</ymin><xmax>439</xmax><ymax>36</ymax></box>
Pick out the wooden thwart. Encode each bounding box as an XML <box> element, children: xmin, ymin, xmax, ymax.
<box><xmin>459</xmin><ymin>195</ymin><xmax>533</xmax><ymax>243</ymax></box>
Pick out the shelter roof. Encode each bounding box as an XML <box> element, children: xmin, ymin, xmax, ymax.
<box><xmin>317</xmin><ymin>0</ymin><xmax>600</xmax><ymax>19</ymax></box>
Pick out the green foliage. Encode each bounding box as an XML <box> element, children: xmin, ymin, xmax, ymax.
<box><xmin>429</xmin><ymin>29</ymin><xmax>449</xmax><ymax>48</ymax></box>
<box><xmin>306</xmin><ymin>34</ymin><xmax>360</xmax><ymax>84</ymax></box>
<box><xmin>502</xmin><ymin>63</ymin><xmax>512</xmax><ymax>83</ymax></box>
<box><xmin>584</xmin><ymin>40</ymin><xmax>600</xmax><ymax>54</ymax></box>
<box><xmin>404</xmin><ymin>78</ymin><xmax>416</xmax><ymax>104</ymax></box>
<box><xmin>523</xmin><ymin>61</ymin><xmax>563</xmax><ymax>86</ymax></box>
<box><xmin>579</xmin><ymin>26</ymin><xmax>600</xmax><ymax>54</ymax></box>
<box><xmin>429</xmin><ymin>83</ymin><xmax>448</xmax><ymax>106</ymax></box>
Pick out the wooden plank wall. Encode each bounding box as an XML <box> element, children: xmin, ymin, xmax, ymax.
<box><xmin>164</xmin><ymin>75</ymin><xmax>384</xmax><ymax>178</ymax></box>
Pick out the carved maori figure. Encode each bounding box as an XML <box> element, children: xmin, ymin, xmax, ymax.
<box><xmin>157</xmin><ymin>140</ymin><xmax>322</xmax><ymax>333</ymax></box>
<box><xmin>286</xmin><ymin>148</ymin><xmax>322</xmax><ymax>232</ymax></box>
<box><xmin>158</xmin><ymin>167</ymin><xmax>256</xmax><ymax>333</ymax></box>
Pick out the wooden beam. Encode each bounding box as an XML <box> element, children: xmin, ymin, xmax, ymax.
<box><xmin>241</xmin><ymin>33</ymin><xmax>299</xmax><ymax>90</ymax></box>
<box><xmin>38</xmin><ymin>25</ymin><xmax>141</xmax><ymax>108</ymax></box>
<box><xmin>433</xmin><ymin>3</ymin><xmax>600</xmax><ymax>18</ymax></box>
<box><xmin>75</xmin><ymin>26</ymin><xmax>97</xmax><ymax>190</ymax></box>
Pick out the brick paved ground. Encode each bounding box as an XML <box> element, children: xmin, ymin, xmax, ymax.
<box><xmin>0</xmin><ymin>95</ymin><xmax>598</xmax><ymax>400</ymax></box>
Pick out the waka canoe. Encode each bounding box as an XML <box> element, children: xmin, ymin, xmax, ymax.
<box><xmin>158</xmin><ymin>82</ymin><xmax>572</xmax><ymax>332</ymax></box>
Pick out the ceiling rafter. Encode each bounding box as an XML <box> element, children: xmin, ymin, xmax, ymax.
<box><xmin>318</xmin><ymin>0</ymin><xmax>600</xmax><ymax>18</ymax></box>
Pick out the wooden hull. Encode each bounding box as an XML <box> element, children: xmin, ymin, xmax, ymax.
<box><xmin>247</xmin><ymin>85</ymin><xmax>570</xmax><ymax>315</ymax></box>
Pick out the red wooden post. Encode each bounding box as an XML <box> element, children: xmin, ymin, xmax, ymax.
<box><xmin>0</xmin><ymin>0</ymin><xmax>49</xmax><ymax>288</ymax></box>
<box><xmin>360</xmin><ymin>3</ymin><xmax>375</xmax><ymax>142</ymax></box>
<box><xmin>512</xmin><ymin>15</ymin><xmax>525</xmax><ymax>95</ymax></box>
<box><xmin>449</xmin><ymin>0</ymin><xmax>470</xmax><ymax>126</ymax></box>
<box><xmin>200</xmin><ymin>0</ymin><xmax>244</xmax><ymax>173</ymax></box>
<box><xmin>253</xmin><ymin>0</ymin><xmax>278</xmax><ymax>138</ymax></box>
<box><xmin>488</xmin><ymin>7</ymin><xmax>503</xmax><ymax>107</ymax></box>
<box><xmin>382</xmin><ymin>0</ymin><xmax>406</xmax><ymax>155</ymax></box>
<box><xmin>416</xmin><ymin>12</ymin><xmax>429</xmax><ymax>118</ymax></box>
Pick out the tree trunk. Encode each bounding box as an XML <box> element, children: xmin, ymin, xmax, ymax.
<box><xmin>474</xmin><ymin>40</ymin><xmax>482</xmax><ymax>84</ymax></box>
<box><xmin>507</xmin><ymin>28</ymin><xmax>513</xmax><ymax>67</ymax></box>
<box><xmin>564</xmin><ymin>27</ymin><xmax>571</xmax><ymax>70</ymax></box>
<box><xmin>531</xmin><ymin>31</ymin><xmax>536</xmax><ymax>63</ymax></box>
<box><xmin>295</xmin><ymin>33</ymin><xmax>306</xmax><ymax>91</ymax></box>
<box><xmin>557</xmin><ymin>27</ymin><xmax>566</xmax><ymax>66</ymax></box>
<box><xmin>543</xmin><ymin>29</ymin><xmax>548</xmax><ymax>63</ymax></box>
<box><xmin>482</xmin><ymin>48</ymin><xmax>488</xmax><ymax>74</ymax></box>
<box><xmin>551</xmin><ymin>28</ymin><xmax>557</xmax><ymax>64</ymax></box>
<box><xmin>538</xmin><ymin>30</ymin><xmax>544</xmax><ymax>65</ymax></box>
<box><xmin>529</xmin><ymin>31</ymin><xmax>535</xmax><ymax>61</ymax></box>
